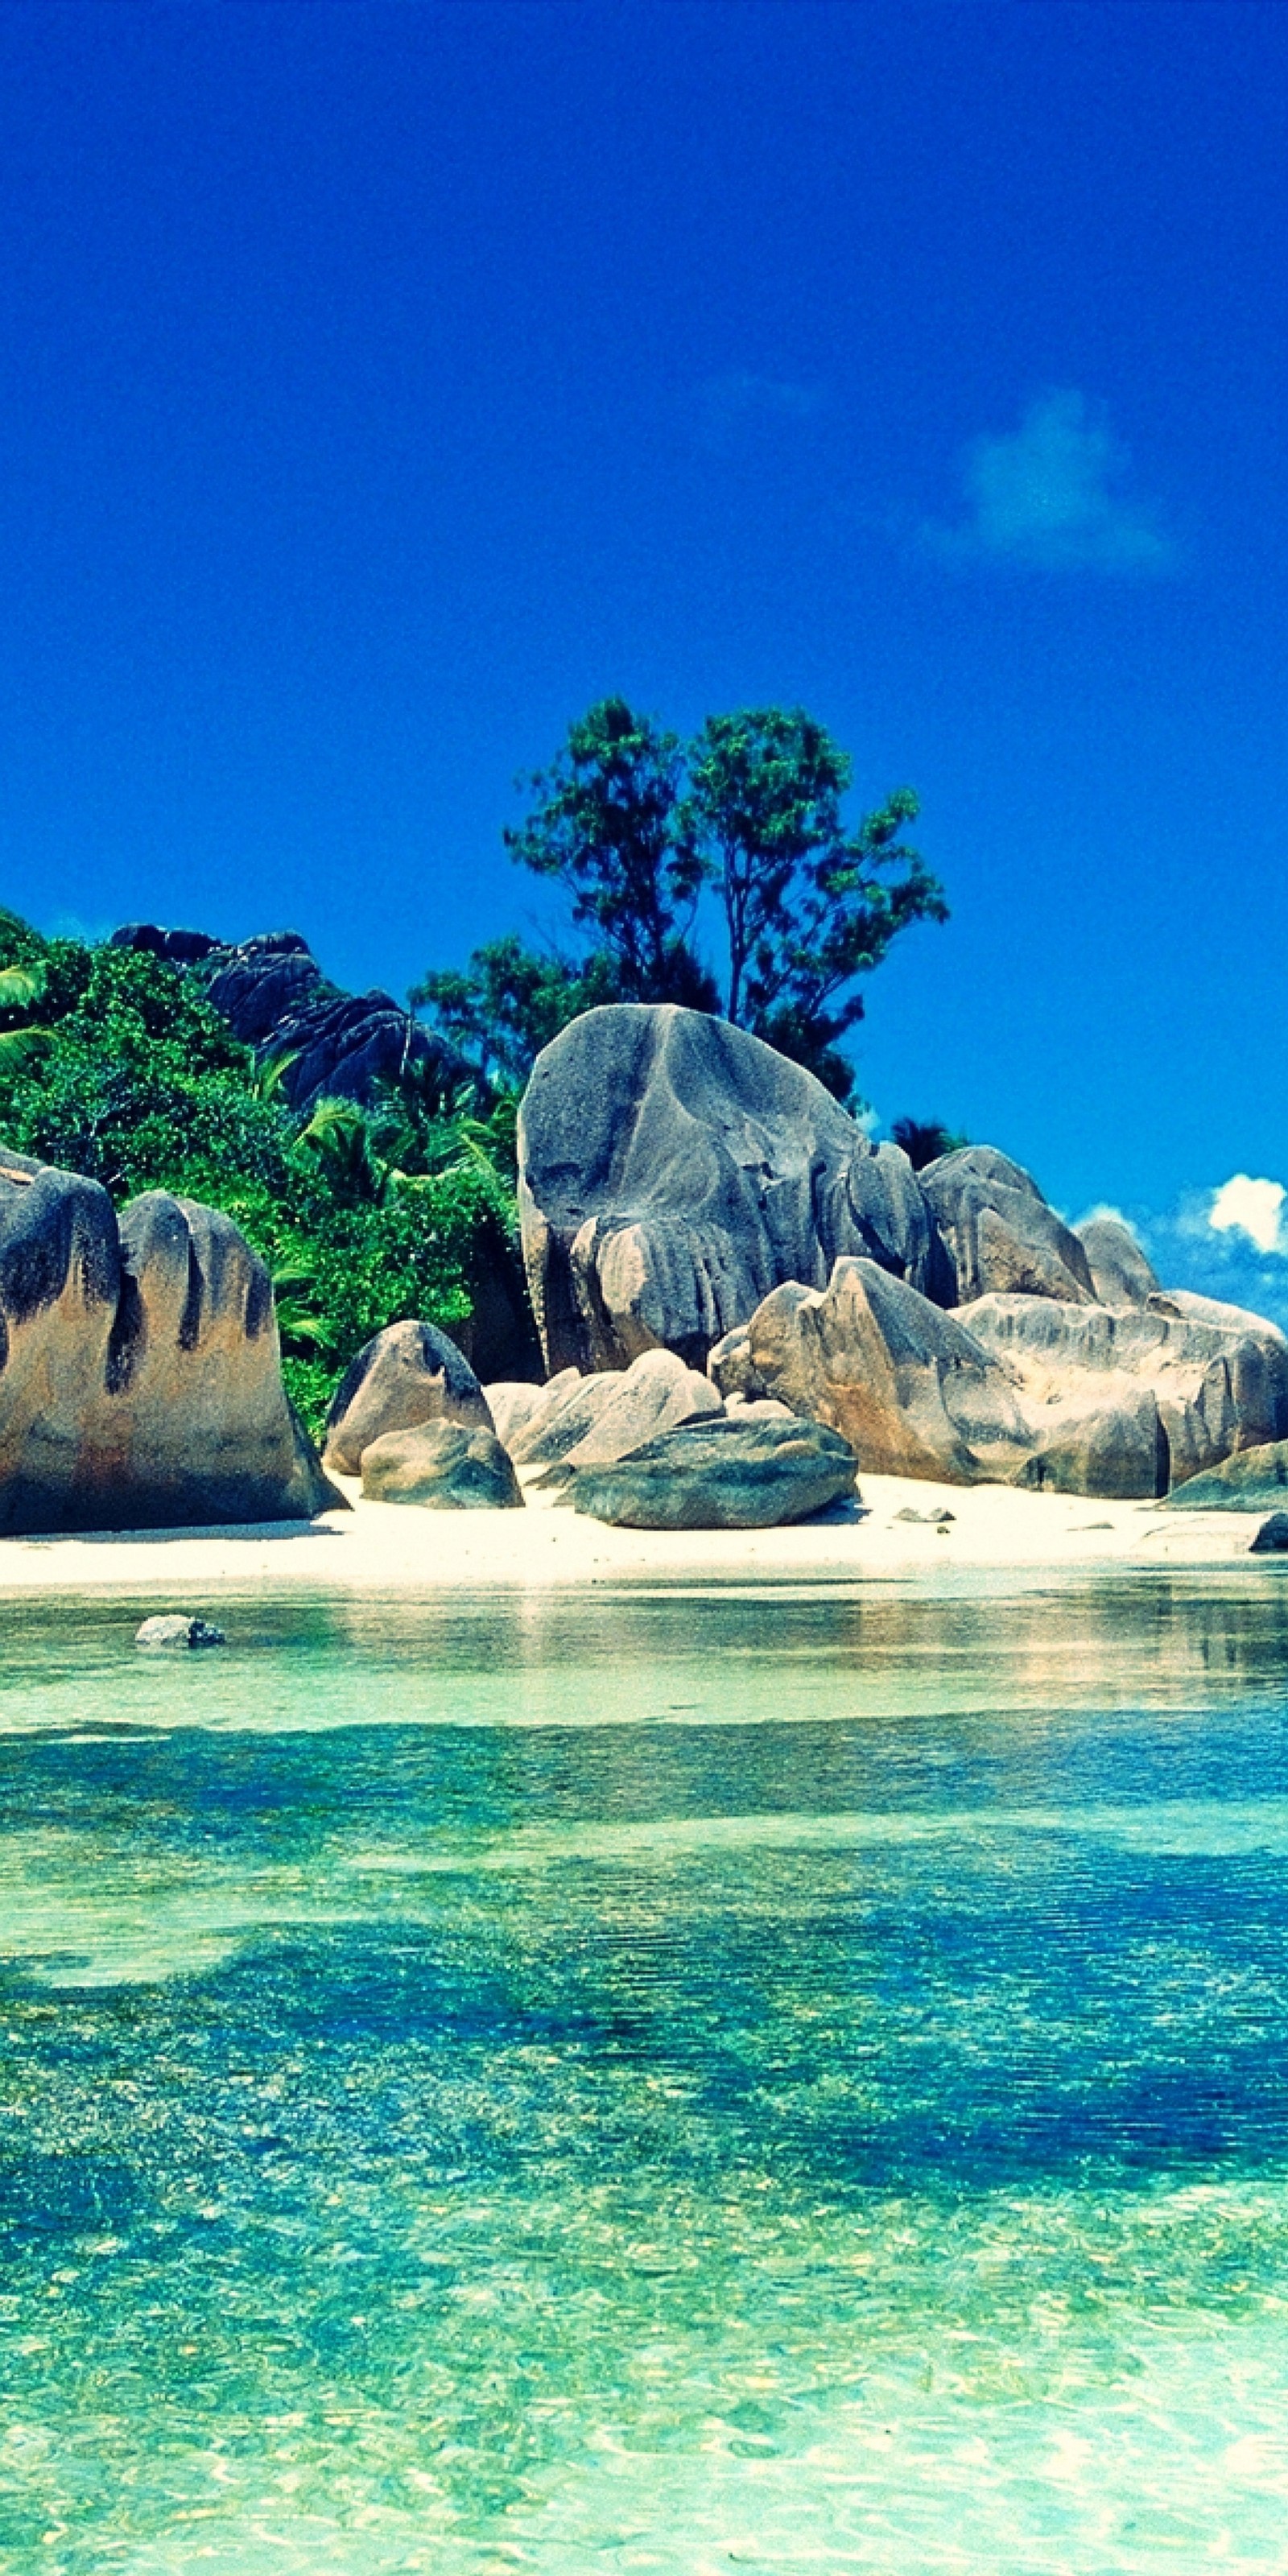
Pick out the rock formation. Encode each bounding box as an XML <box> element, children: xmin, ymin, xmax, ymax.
<box><xmin>135</xmin><ymin>1615</ymin><xmax>226</xmax><ymax>1649</ymax></box>
<box><xmin>323</xmin><ymin>1319</ymin><xmax>493</xmax><ymax>1476</ymax></box>
<box><xmin>715</xmin><ymin>1259</ymin><xmax>1174</xmax><ymax>1495</ymax></box>
<box><xmin>919</xmin><ymin>1146</ymin><xmax>1096</xmax><ymax>1307</ymax></box>
<box><xmin>110</xmin><ymin>924</ymin><xmax>475</xmax><ymax>1113</ymax></box>
<box><xmin>360</xmin><ymin>1422</ymin><xmax>523</xmax><ymax>1509</ymax></box>
<box><xmin>518</xmin><ymin>1004</ymin><xmax>948</xmax><ymax>1374</ymax></box>
<box><xmin>1161</xmin><ymin>1438</ymin><xmax>1288</xmax><ymax>1513</ymax></box>
<box><xmin>507</xmin><ymin>1349</ymin><xmax>722</xmax><ymax>1477</ymax></box>
<box><xmin>1074</xmin><ymin>1214</ymin><xmax>1160</xmax><ymax>1309</ymax></box>
<box><xmin>0</xmin><ymin>1154</ymin><xmax>337</xmax><ymax>1530</ymax></box>
<box><xmin>1250</xmin><ymin>1513</ymin><xmax>1288</xmax><ymax>1553</ymax></box>
<box><xmin>961</xmin><ymin>1291</ymin><xmax>1288</xmax><ymax>1488</ymax></box>
<box><xmin>568</xmin><ymin>1414</ymin><xmax>858</xmax><ymax>1530</ymax></box>
<box><xmin>720</xmin><ymin>1256</ymin><xmax>1035</xmax><ymax>1484</ymax></box>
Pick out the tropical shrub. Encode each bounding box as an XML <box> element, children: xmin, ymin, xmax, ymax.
<box><xmin>0</xmin><ymin>919</ymin><xmax>523</xmax><ymax>1441</ymax></box>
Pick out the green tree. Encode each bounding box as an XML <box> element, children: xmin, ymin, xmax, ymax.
<box><xmin>415</xmin><ymin>699</ymin><xmax>947</xmax><ymax>1104</ymax></box>
<box><xmin>0</xmin><ymin>927</ymin><xmax>528</xmax><ymax>1442</ymax></box>
<box><xmin>685</xmin><ymin>708</ymin><xmax>947</xmax><ymax>1100</ymax></box>
<box><xmin>889</xmin><ymin>1115</ymin><xmax>968</xmax><ymax>1170</ymax></box>
<box><xmin>502</xmin><ymin>697</ymin><xmax>714</xmax><ymax>1007</ymax></box>
<box><xmin>410</xmin><ymin>934</ymin><xmax>622</xmax><ymax>1091</ymax></box>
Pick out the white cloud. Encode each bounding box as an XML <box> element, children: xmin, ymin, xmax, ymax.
<box><xmin>927</xmin><ymin>390</ymin><xmax>1174</xmax><ymax>573</ymax></box>
<box><xmin>1209</xmin><ymin>1174</ymin><xmax>1287</xmax><ymax>1257</ymax></box>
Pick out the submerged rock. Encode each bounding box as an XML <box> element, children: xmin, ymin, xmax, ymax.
<box><xmin>568</xmin><ymin>1414</ymin><xmax>858</xmax><ymax>1530</ymax></box>
<box><xmin>134</xmin><ymin>1615</ymin><xmax>226</xmax><ymax>1649</ymax></box>
<box><xmin>518</xmin><ymin>1003</ymin><xmax>947</xmax><ymax>1373</ymax></box>
<box><xmin>323</xmin><ymin>1320</ymin><xmax>493</xmax><ymax>1476</ymax></box>
<box><xmin>360</xmin><ymin>1422</ymin><xmax>523</xmax><ymax>1509</ymax></box>
<box><xmin>0</xmin><ymin>1159</ymin><xmax>338</xmax><ymax>1532</ymax></box>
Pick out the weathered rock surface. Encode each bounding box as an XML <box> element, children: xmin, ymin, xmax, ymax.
<box><xmin>568</xmin><ymin>1414</ymin><xmax>858</xmax><ymax>1530</ymax></box>
<box><xmin>483</xmin><ymin>1381</ymin><xmax>551</xmax><ymax>1452</ymax></box>
<box><xmin>360</xmin><ymin>1422</ymin><xmax>523</xmax><ymax>1509</ymax></box>
<box><xmin>135</xmin><ymin>1615</ymin><xmax>226</xmax><ymax>1649</ymax></box>
<box><xmin>503</xmin><ymin>1351</ymin><xmax>723</xmax><ymax>1476</ymax></box>
<box><xmin>1009</xmin><ymin>1378</ymin><xmax>1169</xmax><ymax>1500</ymax></box>
<box><xmin>323</xmin><ymin>1320</ymin><xmax>492</xmax><ymax>1476</ymax></box>
<box><xmin>110</xmin><ymin>925</ymin><xmax>221</xmax><ymax>968</ymax></box>
<box><xmin>919</xmin><ymin>1147</ymin><xmax>1096</xmax><ymax>1307</ymax></box>
<box><xmin>742</xmin><ymin>1257</ymin><xmax>1034</xmax><ymax>1484</ymax></box>
<box><xmin>493</xmin><ymin>1368</ymin><xmax>582</xmax><ymax>1463</ymax></box>
<box><xmin>0</xmin><ymin>1157</ymin><xmax>337</xmax><ymax>1531</ymax></box>
<box><xmin>542</xmin><ymin>1351</ymin><xmax>722</xmax><ymax>1474</ymax></box>
<box><xmin>1251</xmin><ymin>1512</ymin><xmax>1288</xmax><ymax>1554</ymax></box>
<box><xmin>1075</xmin><ymin>1214</ymin><xmax>1160</xmax><ymax>1309</ymax></box>
<box><xmin>961</xmin><ymin>1292</ymin><xmax>1288</xmax><ymax>1489</ymax></box>
<box><xmin>518</xmin><ymin>1004</ymin><xmax>949</xmax><ymax>1374</ymax></box>
<box><xmin>1161</xmin><ymin>1439</ymin><xmax>1288</xmax><ymax>1513</ymax></box>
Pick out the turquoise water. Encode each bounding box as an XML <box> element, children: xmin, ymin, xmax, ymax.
<box><xmin>2</xmin><ymin>1575</ymin><xmax>1288</xmax><ymax>2571</ymax></box>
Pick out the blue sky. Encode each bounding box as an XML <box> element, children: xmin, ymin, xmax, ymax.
<box><xmin>0</xmin><ymin>1</ymin><xmax>1285</xmax><ymax>1306</ymax></box>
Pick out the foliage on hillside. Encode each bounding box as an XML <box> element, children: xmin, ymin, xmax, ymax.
<box><xmin>0</xmin><ymin>921</ymin><xmax>520</xmax><ymax>1439</ymax></box>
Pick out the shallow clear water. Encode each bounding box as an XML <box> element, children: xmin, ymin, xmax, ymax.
<box><xmin>2</xmin><ymin>1572</ymin><xmax>1288</xmax><ymax>2571</ymax></box>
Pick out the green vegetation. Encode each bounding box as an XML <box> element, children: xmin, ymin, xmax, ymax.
<box><xmin>0</xmin><ymin>922</ymin><xmax>520</xmax><ymax>1439</ymax></box>
<box><xmin>414</xmin><ymin>696</ymin><xmax>947</xmax><ymax>1104</ymax></box>
<box><xmin>889</xmin><ymin>1116</ymin><xmax>969</xmax><ymax>1170</ymax></box>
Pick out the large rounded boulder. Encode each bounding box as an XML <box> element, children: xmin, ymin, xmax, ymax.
<box><xmin>323</xmin><ymin>1319</ymin><xmax>493</xmax><ymax>1476</ymax></box>
<box><xmin>0</xmin><ymin>1156</ymin><xmax>337</xmax><ymax>1530</ymax></box>
<box><xmin>518</xmin><ymin>1004</ymin><xmax>949</xmax><ymax>1373</ymax></box>
<box><xmin>568</xmin><ymin>1414</ymin><xmax>858</xmax><ymax>1531</ymax></box>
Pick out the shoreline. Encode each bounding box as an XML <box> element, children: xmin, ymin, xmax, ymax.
<box><xmin>0</xmin><ymin>1468</ymin><xmax>1278</xmax><ymax>1596</ymax></box>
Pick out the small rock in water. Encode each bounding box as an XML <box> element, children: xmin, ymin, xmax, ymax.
<box><xmin>1249</xmin><ymin>1513</ymin><xmax>1288</xmax><ymax>1555</ymax></box>
<box><xmin>135</xmin><ymin>1615</ymin><xmax>226</xmax><ymax>1650</ymax></box>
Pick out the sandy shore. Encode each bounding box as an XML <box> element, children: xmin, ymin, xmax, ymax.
<box><xmin>0</xmin><ymin>1468</ymin><xmax>1276</xmax><ymax>1595</ymax></box>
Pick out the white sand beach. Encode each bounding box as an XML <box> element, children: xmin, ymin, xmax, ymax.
<box><xmin>0</xmin><ymin>1468</ymin><xmax>1274</xmax><ymax>1596</ymax></box>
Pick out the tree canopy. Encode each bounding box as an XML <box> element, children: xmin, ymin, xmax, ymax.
<box><xmin>414</xmin><ymin>697</ymin><xmax>947</xmax><ymax>1102</ymax></box>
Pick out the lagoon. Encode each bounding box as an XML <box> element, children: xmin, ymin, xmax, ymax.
<box><xmin>2</xmin><ymin>1575</ymin><xmax>1288</xmax><ymax>2570</ymax></box>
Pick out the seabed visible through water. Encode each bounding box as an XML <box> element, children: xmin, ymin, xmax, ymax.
<box><xmin>2</xmin><ymin>1569</ymin><xmax>1288</xmax><ymax>2572</ymax></box>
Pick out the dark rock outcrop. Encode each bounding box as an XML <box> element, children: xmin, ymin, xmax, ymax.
<box><xmin>1250</xmin><ymin>1513</ymin><xmax>1288</xmax><ymax>1554</ymax></box>
<box><xmin>323</xmin><ymin>1320</ymin><xmax>492</xmax><ymax>1477</ymax></box>
<box><xmin>518</xmin><ymin>1004</ymin><xmax>949</xmax><ymax>1373</ymax></box>
<box><xmin>1075</xmin><ymin>1214</ymin><xmax>1160</xmax><ymax>1310</ymax></box>
<box><xmin>112</xmin><ymin>924</ymin><xmax>476</xmax><ymax>1113</ymax></box>
<box><xmin>568</xmin><ymin>1414</ymin><xmax>858</xmax><ymax>1530</ymax></box>
<box><xmin>204</xmin><ymin>931</ymin><xmax>324</xmax><ymax>1046</ymax></box>
<box><xmin>0</xmin><ymin>1155</ymin><xmax>337</xmax><ymax>1530</ymax></box>
<box><xmin>360</xmin><ymin>1422</ymin><xmax>523</xmax><ymax>1509</ymax></box>
<box><xmin>919</xmin><ymin>1147</ymin><xmax>1096</xmax><ymax>1307</ymax></box>
<box><xmin>1162</xmin><ymin>1439</ymin><xmax>1288</xmax><ymax>1513</ymax></box>
<box><xmin>110</xmin><ymin>925</ymin><xmax>221</xmax><ymax>967</ymax></box>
